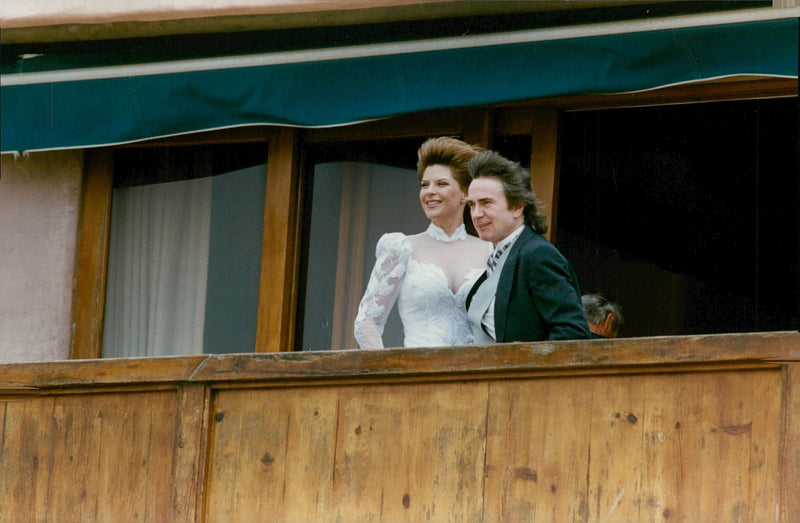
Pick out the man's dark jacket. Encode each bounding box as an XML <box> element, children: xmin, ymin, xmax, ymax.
<box><xmin>467</xmin><ymin>226</ymin><xmax>590</xmax><ymax>342</ymax></box>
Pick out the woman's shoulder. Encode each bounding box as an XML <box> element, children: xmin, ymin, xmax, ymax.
<box><xmin>375</xmin><ymin>232</ymin><xmax>413</xmax><ymax>257</ymax></box>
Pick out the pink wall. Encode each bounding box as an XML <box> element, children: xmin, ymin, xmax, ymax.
<box><xmin>0</xmin><ymin>151</ymin><xmax>82</xmax><ymax>362</ymax></box>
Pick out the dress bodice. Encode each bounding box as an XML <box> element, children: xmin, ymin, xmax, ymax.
<box><xmin>354</xmin><ymin>224</ymin><xmax>490</xmax><ymax>349</ymax></box>
<box><xmin>396</xmin><ymin>258</ymin><xmax>483</xmax><ymax>347</ymax></box>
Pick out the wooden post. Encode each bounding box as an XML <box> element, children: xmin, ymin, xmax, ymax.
<box><xmin>529</xmin><ymin>108</ymin><xmax>560</xmax><ymax>242</ymax></box>
<box><xmin>71</xmin><ymin>148</ymin><xmax>113</xmax><ymax>359</ymax></box>
<box><xmin>461</xmin><ymin>109</ymin><xmax>494</xmax><ymax>150</ymax></box>
<box><xmin>781</xmin><ymin>363</ymin><xmax>800</xmax><ymax>522</ymax></box>
<box><xmin>256</xmin><ymin>128</ymin><xmax>302</xmax><ymax>352</ymax></box>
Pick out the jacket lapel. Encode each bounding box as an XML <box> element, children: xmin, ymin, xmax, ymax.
<box><xmin>494</xmin><ymin>226</ymin><xmax>534</xmax><ymax>342</ymax></box>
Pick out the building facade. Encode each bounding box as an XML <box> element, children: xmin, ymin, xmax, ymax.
<box><xmin>2</xmin><ymin>1</ymin><xmax>798</xmax><ymax>361</ymax></box>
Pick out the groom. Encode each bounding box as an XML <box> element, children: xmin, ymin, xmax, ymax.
<box><xmin>465</xmin><ymin>150</ymin><xmax>590</xmax><ymax>343</ymax></box>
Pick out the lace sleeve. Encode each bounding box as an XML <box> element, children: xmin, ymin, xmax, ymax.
<box><xmin>353</xmin><ymin>233</ymin><xmax>412</xmax><ymax>349</ymax></box>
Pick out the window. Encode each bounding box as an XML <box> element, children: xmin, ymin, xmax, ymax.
<box><xmin>101</xmin><ymin>143</ymin><xmax>268</xmax><ymax>356</ymax></box>
<box><xmin>297</xmin><ymin>138</ymin><xmax>426</xmax><ymax>350</ymax></box>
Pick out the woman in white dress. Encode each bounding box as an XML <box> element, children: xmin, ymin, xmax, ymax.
<box><xmin>354</xmin><ymin>137</ymin><xmax>491</xmax><ymax>349</ymax></box>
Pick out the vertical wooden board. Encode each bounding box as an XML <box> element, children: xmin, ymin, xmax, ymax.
<box><xmin>205</xmin><ymin>387</ymin><xmax>340</xmax><ymax>522</ymax></box>
<box><xmin>671</xmin><ymin>370</ymin><xmax>782</xmax><ymax>522</ymax></box>
<box><xmin>781</xmin><ymin>363</ymin><xmax>800</xmax><ymax>522</ymax></box>
<box><xmin>256</xmin><ymin>128</ymin><xmax>300</xmax><ymax>352</ymax></box>
<box><xmin>0</xmin><ymin>397</ymin><xmax>57</xmax><ymax>520</ymax></box>
<box><xmin>529</xmin><ymin>107</ymin><xmax>559</xmax><ymax>241</ymax></box>
<box><xmin>484</xmin><ymin>370</ymin><xmax>783</xmax><ymax>522</ymax></box>
<box><xmin>46</xmin><ymin>395</ymin><xmax>103</xmax><ymax>522</ymax></box>
<box><xmin>72</xmin><ymin>148</ymin><xmax>113</xmax><ymax>359</ymax></box>
<box><xmin>483</xmin><ymin>378</ymin><xmax>595</xmax><ymax>521</ymax></box>
<box><xmin>95</xmin><ymin>392</ymin><xmax>180</xmax><ymax>520</ymax></box>
<box><xmin>583</xmin><ymin>375</ymin><xmax>647</xmax><ymax>521</ymax></box>
<box><xmin>583</xmin><ymin>373</ymin><xmax>685</xmax><ymax>520</ymax></box>
<box><xmin>172</xmin><ymin>384</ymin><xmax>210</xmax><ymax>522</ymax></box>
<box><xmin>42</xmin><ymin>391</ymin><xmax>180</xmax><ymax>521</ymax></box>
<box><xmin>330</xmin><ymin>382</ymin><xmax>488</xmax><ymax>521</ymax></box>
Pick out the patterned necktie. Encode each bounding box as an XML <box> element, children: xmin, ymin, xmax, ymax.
<box><xmin>487</xmin><ymin>243</ymin><xmax>510</xmax><ymax>275</ymax></box>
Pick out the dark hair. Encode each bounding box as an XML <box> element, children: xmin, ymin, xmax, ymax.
<box><xmin>417</xmin><ymin>137</ymin><xmax>480</xmax><ymax>192</ymax></box>
<box><xmin>467</xmin><ymin>150</ymin><xmax>548</xmax><ymax>234</ymax></box>
<box><xmin>581</xmin><ymin>293</ymin><xmax>624</xmax><ymax>334</ymax></box>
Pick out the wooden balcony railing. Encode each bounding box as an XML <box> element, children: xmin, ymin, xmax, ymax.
<box><xmin>2</xmin><ymin>332</ymin><xmax>799</xmax><ymax>521</ymax></box>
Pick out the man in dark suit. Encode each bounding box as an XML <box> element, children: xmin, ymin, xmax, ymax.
<box><xmin>465</xmin><ymin>150</ymin><xmax>590</xmax><ymax>343</ymax></box>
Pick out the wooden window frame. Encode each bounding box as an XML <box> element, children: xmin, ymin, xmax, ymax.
<box><xmin>71</xmin><ymin>127</ymin><xmax>303</xmax><ymax>357</ymax></box>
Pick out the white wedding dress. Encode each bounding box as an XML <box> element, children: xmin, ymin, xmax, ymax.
<box><xmin>354</xmin><ymin>223</ymin><xmax>491</xmax><ymax>349</ymax></box>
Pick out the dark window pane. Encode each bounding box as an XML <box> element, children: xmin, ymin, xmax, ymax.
<box><xmin>557</xmin><ymin>99</ymin><xmax>799</xmax><ymax>336</ymax></box>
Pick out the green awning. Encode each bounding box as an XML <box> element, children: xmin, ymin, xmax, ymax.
<box><xmin>1</xmin><ymin>15</ymin><xmax>797</xmax><ymax>154</ymax></box>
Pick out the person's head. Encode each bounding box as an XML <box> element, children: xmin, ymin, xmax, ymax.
<box><xmin>416</xmin><ymin>137</ymin><xmax>480</xmax><ymax>232</ymax></box>
<box><xmin>465</xmin><ymin>150</ymin><xmax>548</xmax><ymax>245</ymax></box>
<box><xmin>581</xmin><ymin>293</ymin><xmax>624</xmax><ymax>338</ymax></box>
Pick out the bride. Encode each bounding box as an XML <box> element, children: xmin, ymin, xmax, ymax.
<box><xmin>354</xmin><ymin>137</ymin><xmax>491</xmax><ymax>349</ymax></box>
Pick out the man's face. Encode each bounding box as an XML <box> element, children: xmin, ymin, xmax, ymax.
<box><xmin>465</xmin><ymin>176</ymin><xmax>524</xmax><ymax>246</ymax></box>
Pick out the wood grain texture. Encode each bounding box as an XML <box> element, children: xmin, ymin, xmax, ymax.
<box><xmin>1</xmin><ymin>332</ymin><xmax>799</xmax><ymax>389</ymax></box>
<box><xmin>780</xmin><ymin>363</ymin><xmax>800</xmax><ymax>522</ymax></box>
<box><xmin>256</xmin><ymin>127</ymin><xmax>301</xmax><ymax>352</ymax></box>
<box><xmin>71</xmin><ymin>149</ymin><xmax>113</xmax><ymax>359</ymax></box>
<box><xmin>529</xmin><ymin>107</ymin><xmax>559</xmax><ymax>242</ymax></box>
<box><xmin>484</xmin><ymin>369</ymin><xmax>782</xmax><ymax>521</ymax></box>
<box><xmin>1</xmin><ymin>333</ymin><xmax>799</xmax><ymax>521</ymax></box>
<box><xmin>0</xmin><ymin>390</ymin><xmax>192</xmax><ymax>521</ymax></box>
<box><xmin>205</xmin><ymin>382</ymin><xmax>488</xmax><ymax>521</ymax></box>
<box><xmin>173</xmin><ymin>384</ymin><xmax>211</xmax><ymax>521</ymax></box>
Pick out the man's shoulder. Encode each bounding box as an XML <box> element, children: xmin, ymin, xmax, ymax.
<box><xmin>514</xmin><ymin>227</ymin><xmax>556</xmax><ymax>253</ymax></box>
<box><xmin>511</xmin><ymin>228</ymin><xmax>572</xmax><ymax>269</ymax></box>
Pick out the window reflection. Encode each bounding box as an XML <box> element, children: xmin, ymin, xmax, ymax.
<box><xmin>301</xmin><ymin>161</ymin><xmax>427</xmax><ymax>350</ymax></box>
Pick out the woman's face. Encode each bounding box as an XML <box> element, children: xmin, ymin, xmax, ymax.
<box><xmin>419</xmin><ymin>164</ymin><xmax>466</xmax><ymax>224</ymax></box>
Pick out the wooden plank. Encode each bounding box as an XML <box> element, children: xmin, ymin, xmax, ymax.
<box><xmin>483</xmin><ymin>378</ymin><xmax>594</xmax><ymax>520</ymax></box>
<box><xmin>0</xmin><ymin>391</ymin><xmax>185</xmax><ymax>521</ymax></box>
<box><xmin>256</xmin><ymin>127</ymin><xmax>302</xmax><ymax>352</ymax></box>
<box><xmin>204</xmin><ymin>387</ymin><xmax>340</xmax><ymax>521</ymax></box>
<box><xmin>780</xmin><ymin>363</ymin><xmax>800</xmax><ymax>522</ymax></box>
<box><xmin>0</xmin><ymin>332</ymin><xmax>798</xmax><ymax>390</ymax></box>
<box><xmin>173</xmin><ymin>384</ymin><xmax>211</xmax><ymax>522</ymax></box>
<box><xmin>0</xmin><ymin>356</ymin><xmax>207</xmax><ymax>389</ymax></box>
<box><xmin>1</xmin><ymin>335</ymin><xmax>798</xmax><ymax>521</ymax></box>
<box><xmin>529</xmin><ymin>107</ymin><xmax>559</xmax><ymax>242</ymax></box>
<box><xmin>205</xmin><ymin>382</ymin><xmax>488</xmax><ymax>520</ymax></box>
<box><xmin>71</xmin><ymin>148</ymin><xmax>113</xmax><ymax>359</ymax></box>
<box><xmin>191</xmin><ymin>332</ymin><xmax>800</xmax><ymax>384</ymax></box>
<box><xmin>47</xmin><ymin>392</ymin><xmax>181</xmax><ymax>520</ymax></box>
<box><xmin>330</xmin><ymin>382</ymin><xmax>488</xmax><ymax>520</ymax></box>
<box><xmin>484</xmin><ymin>369</ymin><xmax>782</xmax><ymax>520</ymax></box>
<box><xmin>0</xmin><ymin>397</ymin><xmax>56</xmax><ymax>519</ymax></box>
<box><xmin>460</xmin><ymin>109</ymin><xmax>494</xmax><ymax>149</ymax></box>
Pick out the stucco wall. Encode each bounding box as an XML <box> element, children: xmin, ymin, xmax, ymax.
<box><xmin>0</xmin><ymin>151</ymin><xmax>82</xmax><ymax>362</ymax></box>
